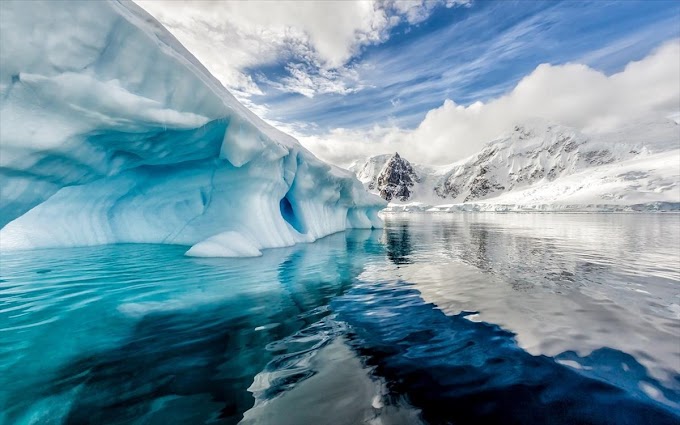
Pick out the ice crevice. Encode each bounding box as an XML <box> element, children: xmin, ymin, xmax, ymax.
<box><xmin>0</xmin><ymin>0</ymin><xmax>385</xmax><ymax>257</ymax></box>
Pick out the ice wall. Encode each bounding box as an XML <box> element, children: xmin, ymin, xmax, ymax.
<box><xmin>0</xmin><ymin>0</ymin><xmax>385</xmax><ymax>256</ymax></box>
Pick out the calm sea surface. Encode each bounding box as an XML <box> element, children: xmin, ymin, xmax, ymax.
<box><xmin>1</xmin><ymin>213</ymin><xmax>679</xmax><ymax>424</ymax></box>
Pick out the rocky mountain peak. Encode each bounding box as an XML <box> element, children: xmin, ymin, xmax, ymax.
<box><xmin>376</xmin><ymin>152</ymin><xmax>419</xmax><ymax>201</ymax></box>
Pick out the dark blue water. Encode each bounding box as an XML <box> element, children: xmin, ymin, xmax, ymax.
<box><xmin>1</xmin><ymin>214</ymin><xmax>679</xmax><ymax>424</ymax></box>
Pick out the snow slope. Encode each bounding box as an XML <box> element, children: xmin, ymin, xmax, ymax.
<box><xmin>0</xmin><ymin>0</ymin><xmax>384</xmax><ymax>255</ymax></box>
<box><xmin>352</xmin><ymin>119</ymin><xmax>679</xmax><ymax>212</ymax></box>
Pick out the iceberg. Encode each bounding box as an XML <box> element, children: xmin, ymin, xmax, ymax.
<box><xmin>0</xmin><ymin>0</ymin><xmax>385</xmax><ymax>256</ymax></box>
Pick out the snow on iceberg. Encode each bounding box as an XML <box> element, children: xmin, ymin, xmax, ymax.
<box><xmin>0</xmin><ymin>0</ymin><xmax>385</xmax><ymax>256</ymax></box>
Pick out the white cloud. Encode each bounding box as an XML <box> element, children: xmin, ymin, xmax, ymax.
<box><xmin>271</xmin><ymin>63</ymin><xmax>368</xmax><ymax>98</ymax></box>
<box><xmin>298</xmin><ymin>40</ymin><xmax>680</xmax><ymax>166</ymax></box>
<box><xmin>135</xmin><ymin>2</ymin><xmax>678</xmax><ymax>167</ymax></box>
<box><xmin>389</xmin><ymin>0</ymin><xmax>471</xmax><ymax>24</ymax></box>
<box><xmin>135</xmin><ymin>0</ymin><xmax>462</xmax><ymax>101</ymax></box>
<box><xmin>296</xmin><ymin>125</ymin><xmax>410</xmax><ymax>167</ymax></box>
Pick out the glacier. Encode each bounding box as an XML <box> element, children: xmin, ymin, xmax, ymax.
<box><xmin>0</xmin><ymin>0</ymin><xmax>385</xmax><ymax>256</ymax></box>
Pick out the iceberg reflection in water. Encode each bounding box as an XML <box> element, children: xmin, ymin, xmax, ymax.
<box><xmin>1</xmin><ymin>214</ymin><xmax>679</xmax><ymax>424</ymax></box>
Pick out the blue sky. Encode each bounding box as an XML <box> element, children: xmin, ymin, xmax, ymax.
<box><xmin>246</xmin><ymin>0</ymin><xmax>679</xmax><ymax>133</ymax></box>
<box><xmin>140</xmin><ymin>0</ymin><xmax>680</xmax><ymax>164</ymax></box>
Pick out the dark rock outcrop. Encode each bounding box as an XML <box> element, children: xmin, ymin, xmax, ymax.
<box><xmin>376</xmin><ymin>153</ymin><xmax>419</xmax><ymax>201</ymax></box>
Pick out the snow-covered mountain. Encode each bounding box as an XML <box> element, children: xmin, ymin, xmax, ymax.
<box><xmin>352</xmin><ymin>153</ymin><xmax>420</xmax><ymax>201</ymax></box>
<box><xmin>0</xmin><ymin>0</ymin><xmax>384</xmax><ymax>256</ymax></box>
<box><xmin>350</xmin><ymin>119</ymin><xmax>680</xmax><ymax>211</ymax></box>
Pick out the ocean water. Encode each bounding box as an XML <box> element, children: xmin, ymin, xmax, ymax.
<box><xmin>1</xmin><ymin>213</ymin><xmax>679</xmax><ymax>424</ymax></box>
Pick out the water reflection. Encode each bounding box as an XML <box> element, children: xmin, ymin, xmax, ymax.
<box><xmin>378</xmin><ymin>213</ymin><xmax>680</xmax><ymax>402</ymax></box>
<box><xmin>0</xmin><ymin>231</ymin><xmax>385</xmax><ymax>424</ymax></box>
<box><xmin>383</xmin><ymin>224</ymin><xmax>413</xmax><ymax>265</ymax></box>
<box><xmin>1</xmin><ymin>214</ymin><xmax>678</xmax><ymax>424</ymax></box>
<box><xmin>334</xmin><ymin>278</ymin><xmax>679</xmax><ymax>424</ymax></box>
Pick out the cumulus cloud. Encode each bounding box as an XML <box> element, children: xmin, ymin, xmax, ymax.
<box><xmin>298</xmin><ymin>39</ymin><xmax>680</xmax><ymax>166</ymax></box>
<box><xmin>135</xmin><ymin>0</ymin><xmax>462</xmax><ymax>101</ymax></box>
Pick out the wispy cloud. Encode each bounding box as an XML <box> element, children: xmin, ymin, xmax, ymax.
<box><xmin>136</xmin><ymin>0</ymin><xmax>465</xmax><ymax>102</ymax></box>
<box><xmin>263</xmin><ymin>63</ymin><xmax>367</xmax><ymax>98</ymax></box>
<box><xmin>257</xmin><ymin>0</ymin><xmax>679</xmax><ymax>133</ymax></box>
<box><xmin>298</xmin><ymin>40</ymin><xmax>680</xmax><ymax>166</ymax></box>
<box><xmin>137</xmin><ymin>0</ymin><xmax>680</xmax><ymax>167</ymax></box>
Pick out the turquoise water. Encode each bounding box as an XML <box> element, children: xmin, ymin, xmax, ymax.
<box><xmin>1</xmin><ymin>214</ymin><xmax>679</xmax><ymax>424</ymax></box>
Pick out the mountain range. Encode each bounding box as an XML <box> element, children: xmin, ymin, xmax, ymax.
<box><xmin>349</xmin><ymin>118</ymin><xmax>680</xmax><ymax>212</ymax></box>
